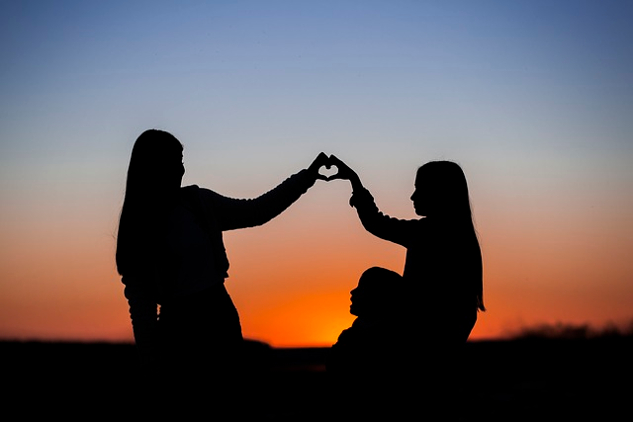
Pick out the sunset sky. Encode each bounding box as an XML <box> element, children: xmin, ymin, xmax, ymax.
<box><xmin>1</xmin><ymin>1</ymin><xmax>632</xmax><ymax>347</ymax></box>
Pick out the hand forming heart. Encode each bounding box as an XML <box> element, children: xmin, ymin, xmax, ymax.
<box><xmin>310</xmin><ymin>153</ymin><xmax>351</xmax><ymax>181</ymax></box>
<box><xmin>318</xmin><ymin>163</ymin><xmax>341</xmax><ymax>181</ymax></box>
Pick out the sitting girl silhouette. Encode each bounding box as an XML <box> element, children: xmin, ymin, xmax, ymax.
<box><xmin>327</xmin><ymin>155</ymin><xmax>485</xmax><ymax>413</ymax></box>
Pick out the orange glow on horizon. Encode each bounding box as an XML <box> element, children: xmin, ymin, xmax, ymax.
<box><xmin>1</xmin><ymin>164</ymin><xmax>632</xmax><ymax>348</ymax></box>
<box><xmin>2</xmin><ymin>205</ymin><xmax>632</xmax><ymax>348</ymax></box>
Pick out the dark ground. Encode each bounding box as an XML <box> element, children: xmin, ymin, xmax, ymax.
<box><xmin>2</xmin><ymin>337</ymin><xmax>631</xmax><ymax>420</ymax></box>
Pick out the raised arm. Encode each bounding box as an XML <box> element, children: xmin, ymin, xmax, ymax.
<box><xmin>205</xmin><ymin>152</ymin><xmax>331</xmax><ymax>231</ymax></box>
<box><xmin>328</xmin><ymin>154</ymin><xmax>418</xmax><ymax>247</ymax></box>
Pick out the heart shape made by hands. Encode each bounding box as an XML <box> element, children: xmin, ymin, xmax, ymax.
<box><xmin>318</xmin><ymin>164</ymin><xmax>340</xmax><ymax>180</ymax></box>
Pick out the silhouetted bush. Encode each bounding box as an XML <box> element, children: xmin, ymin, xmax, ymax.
<box><xmin>510</xmin><ymin>319</ymin><xmax>633</xmax><ymax>340</ymax></box>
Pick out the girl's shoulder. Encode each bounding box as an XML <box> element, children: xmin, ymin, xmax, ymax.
<box><xmin>180</xmin><ymin>184</ymin><xmax>226</xmax><ymax>203</ymax></box>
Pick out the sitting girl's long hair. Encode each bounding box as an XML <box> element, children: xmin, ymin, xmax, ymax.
<box><xmin>417</xmin><ymin>161</ymin><xmax>485</xmax><ymax>312</ymax></box>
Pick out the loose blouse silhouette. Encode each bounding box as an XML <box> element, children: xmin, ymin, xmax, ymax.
<box><xmin>116</xmin><ymin>129</ymin><xmax>329</xmax><ymax>381</ymax></box>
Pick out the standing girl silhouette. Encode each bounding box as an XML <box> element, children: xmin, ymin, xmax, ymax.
<box><xmin>116</xmin><ymin>129</ymin><xmax>329</xmax><ymax>408</ymax></box>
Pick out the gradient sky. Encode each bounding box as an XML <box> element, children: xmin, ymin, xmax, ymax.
<box><xmin>1</xmin><ymin>0</ymin><xmax>632</xmax><ymax>347</ymax></box>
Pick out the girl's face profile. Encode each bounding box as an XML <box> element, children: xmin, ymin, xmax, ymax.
<box><xmin>349</xmin><ymin>281</ymin><xmax>374</xmax><ymax>317</ymax></box>
<box><xmin>411</xmin><ymin>175</ymin><xmax>430</xmax><ymax>217</ymax></box>
<box><xmin>349</xmin><ymin>284</ymin><xmax>363</xmax><ymax>316</ymax></box>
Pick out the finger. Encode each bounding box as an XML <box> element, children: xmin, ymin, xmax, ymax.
<box><xmin>327</xmin><ymin>155</ymin><xmax>341</xmax><ymax>168</ymax></box>
<box><xmin>319</xmin><ymin>152</ymin><xmax>332</xmax><ymax>169</ymax></box>
<box><xmin>316</xmin><ymin>152</ymin><xmax>331</xmax><ymax>169</ymax></box>
<box><xmin>328</xmin><ymin>155</ymin><xmax>341</xmax><ymax>167</ymax></box>
<box><xmin>309</xmin><ymin>153</ymin><xmax>326</xmax><ymax>172</ymax></box>
<box><xmin>325</xmin><ymin>174</ymin><xmax>347</xmax><ymax>182</ymax></box>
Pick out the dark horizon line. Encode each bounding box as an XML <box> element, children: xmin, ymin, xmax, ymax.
<box><xmin>2</xmin><ymin>333</ymin><xmax>631</xmax><ymax>349</ymax></box>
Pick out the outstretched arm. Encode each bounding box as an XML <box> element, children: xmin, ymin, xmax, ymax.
<box><xmin>328</xmin><ymin>154</ymin><xmax>417</xmax><ymax>247</ymax></box>
<box><xmin>207</xmin><ymin>152</ymin><xmax>332</xmax><ymax>230</ymax></box>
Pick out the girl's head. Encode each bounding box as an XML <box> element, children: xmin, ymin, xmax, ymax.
<box><xmin>410</xmin><ymin>161</ymin><xmax>473</xmax><ymax>220</ymax></box>
<box><xmin>124</xmin><ymin>129</ymin><xmax>185</xmax><ymax>197</ymax></box>
<box><xmin>350</xmin><ymin>267</ymin><xmax>402</xmax><ymax>318</ymax></box>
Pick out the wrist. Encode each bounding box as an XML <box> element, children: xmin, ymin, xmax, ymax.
<box><xmin>350</xmin><ymin>174</ymin><xmax>362</xmax><ymax>190</ymax></box>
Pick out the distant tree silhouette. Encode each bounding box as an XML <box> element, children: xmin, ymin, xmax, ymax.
<box><xmin>511</xmin><ymin>320</ymin><xmax>633</xmax><ymax>340</ymax></box>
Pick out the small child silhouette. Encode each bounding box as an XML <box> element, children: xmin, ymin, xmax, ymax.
<box><xmin>326</xmin><ymin>267</ymin><xmax>407</xmax><ymax>417</ymax></box>
<box><xmin>328</xmin><ymin>267</ymin><xmax>404</xmax><ymax>378</ymax></box>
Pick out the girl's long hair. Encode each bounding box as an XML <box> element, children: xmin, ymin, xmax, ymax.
<box><xmin>116</xmin><ymin>129</ymin><xmax>183</xmax><ymax>277</ymax></box>
<box><xmin>417</xmin><ymin>161</ymin><xmax>485</xmax><ymax>312</ymax></box>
